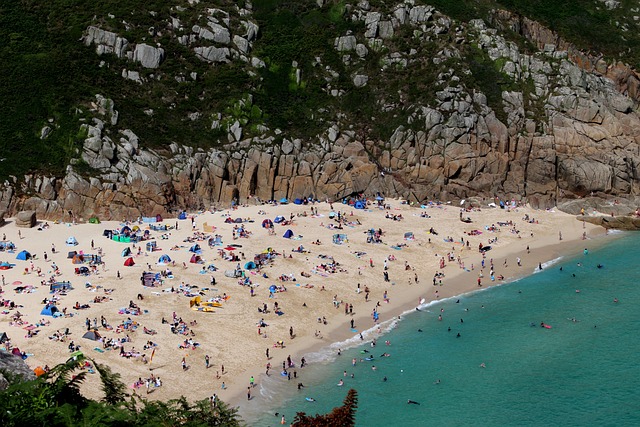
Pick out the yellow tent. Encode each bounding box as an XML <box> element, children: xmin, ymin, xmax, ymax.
<box><xmin>189</xmin><ymin>296</ymin><xmax>201</xmax><ymax>307</ymax></box>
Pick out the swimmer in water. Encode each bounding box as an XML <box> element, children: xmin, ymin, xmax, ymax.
<box><xmin>407</xmin><ymin>400</ymin><xmax>420</xmax><ymax>405</ymax></box>
<box><xmin>418</xmin><ymin>329</ymin><xmax>423</xmax><ymax>332</ymax></box>
<box><xmin>383</xmin><ymin>376</ymin><xmax>387</xmax><ymax>382</ymax></box>
<box><xmin>614</xmin><ymin>298</ymin><xmax>619</xmax><ymax>303</ymax></box>
<box><xmin>337</xmin><ymin>379</ymin><xmax>344</xmax><ymax>386</ymax></box>
<box><xmin>480</xmin><ymin>363</ymin><xmax>486</xmax><ymax>368</ymax></box>
<box><xmin>434</xmin><ymin>379</ymin><xmax>441</xmax><ymax>384</ymax></box>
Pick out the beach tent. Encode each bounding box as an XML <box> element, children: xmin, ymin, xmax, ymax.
<box><xmin>158</xmin><ymin>254</ymin><xmax>171</xmax><ymax>264</ymax></box>
<box><xmin>279</xmin><ymin>198</ymin><xmax>289</xmax><ymax>204</ymax></box>
<box><xmin>354</xmin><ymin>201</ymin><xmax>366</xmax><ymax>209</ymax></box>
<box><xmin>82</xmin><ymin>330</ymin><xmax>102</xmax><ymax>341</ymax></box>
<box><xmin>121</xmin><ymin>247</ymin><xmax>132</xmax><ymax>257</ymax></box>
<box><xmin>328</xmin><ymin>211</ymin><xmax>337</xmax><ymax>218</ymax></box>
<box><xmin>156</xmin><ymin>214</ymin><xmax>163</xmax><ymax>222</ymax></box>
<box><xmin>190</xmin><ymin>296</ymin><xmax>202</xmax><ymax>307</ymax></box>
<box><xmin>50</xmin><ymin>282</ymin><xmax>73</xmax><ymax>293</ymax></box>
<box><xmin>33</xmin><ymin>366</ymin><xmax>46</xmax><ymax>377</ymax></box>
<box><xmin>124</xmin><ymin>257</ymin><xmax>135</xmax><ymax>267</ymax></box>
<box><xmin>67</xmin><ymin>251</ymin><xmax>78</xmax><ymax>259</ymax></box>
<box><xmin>244</xmin><ymin>261</ymin><xmax>257</xmax><ymax>270</ymax></box>
<box><xmin>16</xmin><ymin>250</ymin><xmax>31</xmax><ymax>260</ymax></box>
<box><xmin>189</xmin><ymin>244</ymin><xmax>202</xmax><ymax>253</ymax></box>
<box><xmin>262</xmin><ymin>219</ymin><xmax>273</xmax><ymax>228</ymax></box>
<box><xmin>274</xmin><ymin>215</ymin><xmax>285</xmax><ymax>224</ymax></box>
<box><xmin>146</xmin><ymin>241</ymin><xmax>157</xmax><ymax>252</ymax></box>
<box><xmin>404</xmin><ymin>232</ymin><xmax>415</xmax><ymax>240</ymax></box>
<box><xmin>190</xmin><ymin>254</ymin><xmax>202</xmax><ymax>264</ymax></box>
<box><xmin>72</xmin><ymin>254</ymin><xmax>84</xmax><ymax>264</ymax></box>
<box><xmin>0</xmin><ymin>262</ymin><xmax>12</xmax><ymax>270</ymax></box>
<box><xmin>293</xmin><ymin>198</ymin><xmax>303</xmax><ymax>205</ymax></box>
<box><xmin>12</xmin><ymin>348</ymin><xmax>25</xmax><ymax>359</ymax></box>
<box><xmin>89</xmin><ymin>217</ymin><xmax>100</xmax><ymax>224</ymax></box>
<box><xmin>283</xmin><ymin>229</ymin><xmax>294</xmax><ymax>239</ymax></box>
<box><xmin>178</xmin><ymin>211</ymin><xmax>187</xmax><ymax>220</ymax></box>
<box><xmin>0</xmin><ymin>332</ymin><xmax>8</xmax><ymax>343</ymax></box>
<box><xmin>40</xmin><ymin>305</ymin><xmax>60</xmax><ymax>317</ymax></box>
<box><xmin>120</xmin><ymin>225</ymin><xmax>132</xmax><ymax>235</ymax></box>
<box><xmin>66</xmin><ymin>236</ymin><xmax>78</xmax><ymax>246</ymax></box>
<box><xmin>103</xmin><ymin>230</ymin><xmax>112</xmax><ymax>238</ymax></box>
<box><xmin>233</xmin><ymin>218</ymin><xmax>242</xmax><ymax>223</ymax></box>
<box><xmin>332</xmin><ymin>234</ymin><xmax>348</xmax><ymax>245</ymax></box>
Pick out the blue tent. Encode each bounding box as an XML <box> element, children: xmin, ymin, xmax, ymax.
<box><xmin>293</xmin><ymin>198</ymin><xmax>303</xmax><ymax>205</ymax></box>
<box><xmin>244</xmin><ymin>261</ymin><xmax>257</xmax><ymax>270</ymax></box>
<box><xmin>189</xmin><ymin>244</ymin><xmax>202</xmax><ymax>253</ymax></box>
<box><xmin>121</xmin><ymin>247</ymin><xmax>131</xmax><ymax>257</ymax></box>
<box><xmin>279</xmin><ymin>198</ymin><xmax>288</xmax><ymax>204</ymax></box>
<box><xmin>158</xmin><ymin>254</ymin><xmax>171</xmax><ymax>264</ymax></box>
<box><xmin>354</xmin><ymin>201</ymin><xmax>366</xmax><ymax>209</ymax></box>
<box><xmin>274</xmin><ymin>215</ymin><xmax>285</xmax><ymax>223</ymax></box>
<box><xmin>283</xmin><ymin>229</ymin><xmax>294</xmax><ymax>239</ymax></box>
<box><xmin>40</xmin><ymin>305</ymin><xmax>60</xmax><ymax>317</ymax></box>
<box><xmin>16</xmin><ymin>250</ymin><xmax>31</xmax><ymax>260</ymax></box>
<box><xmin>66</xmin><ymin>236</ymin><xmax>78</xmax><ymax>246</ymax></box>
<box><xmin>178</xmin><ymin>211</ymin><xmax>187</xmax><ymax>220</ymax></box>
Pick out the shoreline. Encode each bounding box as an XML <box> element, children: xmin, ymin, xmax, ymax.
<box><xmin>224</xmin><ymin>209</ymin><xmax>606</xmax><ymax>416</ymax></box>
<box><xmin>0</xmin><ymin>199</ymin><xmax>609</xmax><ymax>423</ymax></box>
<box><xmin>233</xmin><ymin>227</ymin><xmax>620</xmax><ymax>423</ymax></box>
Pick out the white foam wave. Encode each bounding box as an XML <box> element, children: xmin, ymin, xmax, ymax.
<box><xmin>532</xmin><ymin>256</ymin><xmax>563</xmax><ymax>274</ymax></box>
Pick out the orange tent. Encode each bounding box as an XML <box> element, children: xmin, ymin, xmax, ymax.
<box><xmin>34</xmin><ymin>366</ymin><xmax>46</xmax><ymax>377</ymax></box>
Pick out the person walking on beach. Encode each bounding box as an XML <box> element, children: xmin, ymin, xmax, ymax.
<box><xmin>205</xmin><ymin>354</ymin><xmax>210</xmax><ymax>369</ymax></box>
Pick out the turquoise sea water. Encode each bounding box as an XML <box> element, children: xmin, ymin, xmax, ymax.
<box><xmin>250</xmin><ymin>233</ymin><xmax>640</xmax><ymax>426</ymax></box>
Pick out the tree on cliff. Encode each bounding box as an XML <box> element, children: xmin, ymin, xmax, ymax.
<box><xmin>292</xmin><ymin>388</ymin><xmax>358</xmax><ymax>426</ymax></box>
<box><xmin>0</xmin><ymin>358</ymin><xmax>242</xmax><ymax>426</ymax></box>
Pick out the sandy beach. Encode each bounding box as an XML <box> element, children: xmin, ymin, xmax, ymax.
<box><xmin>0</xmin><ymin>198</ymin><xmax>602</xmax><ymax>416</ymax></box>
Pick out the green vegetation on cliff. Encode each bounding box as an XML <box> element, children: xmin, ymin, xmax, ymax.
<box><xmin>1</xmin><ymin>0</ymin><xmax>638</xmax><ymax>181</ymax></box>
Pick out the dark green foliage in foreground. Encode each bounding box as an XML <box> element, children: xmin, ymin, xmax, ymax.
<box><xmin>292</xmin><ymin>388</ymin><xmax>358</xmax><ymax>426</ymax></box>
<box><xmin>0</xmin><ymin>359</ymin><xmax>242</xmax><ymax>427</ymax></box>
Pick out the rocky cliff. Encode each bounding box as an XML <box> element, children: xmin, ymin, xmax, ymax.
<box><xmin>2</xmin><ymin>0</ymin><xmax>640</xmax><ymax>219</ymax></box>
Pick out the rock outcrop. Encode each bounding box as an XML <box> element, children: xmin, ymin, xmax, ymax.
<box><xmin>0</xmin><ymin>350</ymin><xmax>36</xmax><ymax>391</ymax></box>
<box><xmin>15</xmin><ymin>211</ymin><xmax>36</xmax><ymax>228</ymax></box>
<box><xmin>2</xmin><ymin>2</ymin><xmax>640</xmax><ymax>219</ymax></box>
<box><xmin>579</xmin><ymin>215</ymin><xmax>640</xmax><ymax>230</ymax></box>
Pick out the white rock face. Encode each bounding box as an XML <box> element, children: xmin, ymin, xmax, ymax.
<box><xmin>132</xmin><ymin>44</ymin><xmax>164</xmax><ymax>68</ymax></box>
<box><xmin>233</xmin><ymin>35</ymin><xmax>250</xmax><ymax>54</ymax></box>
<box><xmin>84</xmin><ymin>26</ymin><xmax>129</xmax><ymax>58</ymax></box>
<box><xmin>194</xmin><ymin>46</ymin><xmax>230</xmax><ymax>63</ymax></box>
<box><xmin>335</xmin><ymin>35</ymin><xmax>357</xmax><ymax>51</ymax></box>
<box><xmin>207</xmin><ymin>22</ymin><xmax>231</xmax><ymax>44</ymax></box>
<box><xmin>353</xmin><ymin>74</ymin><xmax>369</xmax><ymax>87</ymax></box>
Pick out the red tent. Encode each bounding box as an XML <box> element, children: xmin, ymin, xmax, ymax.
<box><xmin>190</xmin><ymin>254</ymin><xmax>202</xmax><ymax>263</ymax></box>
<box><xmin>124</xmin><ymin>257</ymin><xmax>135</xmax><ymax>266</ymax></box>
